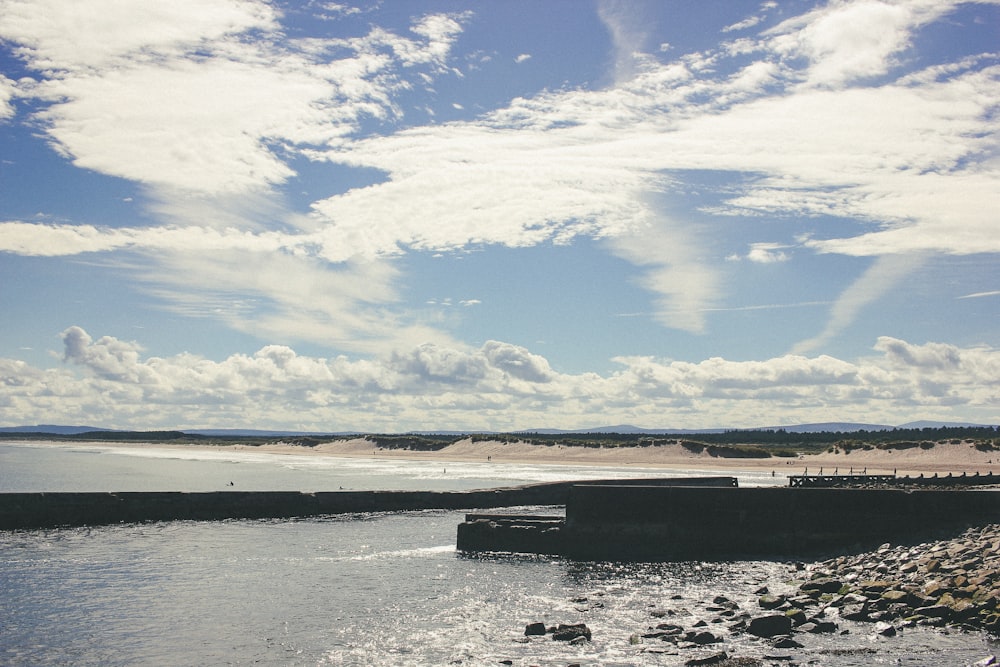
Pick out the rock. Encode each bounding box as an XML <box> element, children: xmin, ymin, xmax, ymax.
<box><xmin>747</xmin><ymin>614</ymin><xmax>792</xmax><ymax>638</ymax></box>
<box><xmin>772</xmin><ymin>636</ymin><xmax>804</xmax><ymax>649</ymax></box>
<box><xmin>881</xmin><ymin>589</ymin><xmax>908</xmax><ymax>603</ymax></box>
<box><xmin>685</xmin><ymin>630</ymin><xmax>722</xmax><ymax>645</ymax></box>
<box><xmin>524</xmin><ymin>622</ymin><xmax>546</xmax><ymax>636</ymax></box>
<box><xmin>874</xmin><ymin>621</ymin><xmax>896</xmax><ymax>637</ymax></box>
<box><xmin>551</xmin><ymin>623</ymin><xmax>591</xmax><ymax>642</ymax></box>
<box><xmin>973</xmin><ymin>656</ymin><xmax>997</xmax><ymax>667</ymax></box>
<box><xmin>915</xmin><ymin>604</ymin><xmax>951</xmax><ymax>619</ymax></box>
<box><xmin>840</xmin><ymin>603</ymin><xmax>870</xmax><ymax>621</ymax></box>
<box><xmin>684</xmin><ymin>651</ymin><xmax>728</xmax><ymax>666</ymax></box>
<box><xmin>784</xmin><ymin>609</ymin><xmax>807</xmax><ymax>626</ymax></box>
<box><xmin>758</xmin><ymin>594</ymin><xmax>785</xmax><ymax>610</ymax></box>
<box><xmin>801</xmin><ymin>578</ymin><xmax>844</xmax><ymax>594</ymax></box>
<box><xmin>655</xmin><ymin>623</ymin><xmax>685</xmax><ymax>634</ymax></box>
<box><xmin>808</xmin><ymin>620</ymin><xmax>838</xmax><ymax>633</ymax></box>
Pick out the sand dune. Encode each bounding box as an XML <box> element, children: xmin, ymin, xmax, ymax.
<box><xmin>249</xmin><ymin>437</ymin><xmax>1000</xmax><ymax>477</ymax></box>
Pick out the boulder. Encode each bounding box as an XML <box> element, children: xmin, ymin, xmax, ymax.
<box><xmin>685</xmin><ymin>630</ymin><xmax>722</xmax><ymax>645</ymax></box>
<box><xmin>551</xmin><ymin>623</ymin><xmax>591</xmax><ymax>642</ymax></box>
<box><xmin>684</xmin><ymin>651</ymin><xmax>728</xmax><ymax>666</ymax></box>
<box><xmin>772</xmin><ymin>636</ymin><xmax>804</xmax><ymax>649</ymax></box>
<box><xmin>801</xmin><ymin>578</ymin><xmax>844</xmax><ymax>594</ymax></box>
<box><xmin>874</xmin><ymin>621</ymin><xmax>896</xmax><ymax>637</ymax></box>
<box><xmin>915</xmin><ymin>604</ymin><xmax>951</xmax><ymax>619</ymax></box>
<box><xmin>785</xmin><ymin>609</ymin><xmax>807</xmax><ymax>626</ymax></box>
<box><xmin>524</xmin><ymin>622</ymin><xmax>546</xmax><ymax>636</ymax></box>
<box><xmin>758</xmin><ymin>594</ymin><xmax>785</xmax><ymax>610</ymax></box>
<box><xmin>839</xmin><ymin>604</ymin><xmax>870</xmax><ymax>621</ymax></box>
<box><xmin>747</xmin><ymin>614</ymin><xmax>792</xmax><ymax>638</ymax></box>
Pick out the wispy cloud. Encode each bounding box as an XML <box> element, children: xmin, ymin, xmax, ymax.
<box><xmin>1</xmin><ymin>0</ymin><xmax>997</xmax><ymax>356</ymax></box>
<box><xmin>958</xmin><ymin>290</ymin><xmax>1000</xmax><ymax>299</ymax></box>
<box><xmin>791</xmin><ymin>254</ymin><xmax>925</xmax><ymax>355</ymax></box>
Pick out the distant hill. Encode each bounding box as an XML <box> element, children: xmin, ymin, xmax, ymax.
<box><xmin>755</xmin><ymin>422</ymin><xmax>894</xmax><ymax>433</ymax></box>
<box><xmin>896</xmin><ymin>420</ymin><xmax>994</xmax><ymax>429</ymax></box>
<box><xmin>0</xmin><ymin>424</ymin><xmax>108</xmax><ymax>435</ymax></box>
<box><xmin>515</xmin><ymin>425</ymin><xmax>727</xmax><ymax>435</ymax></box>
<box><xmin>185</xmin><ymin>429</ymin><xmax>359</xmax><ymax>437</ymax></box>
<box><xmin>1</xmin><ymin>421</ymin><xmax>995</xmax><ymax>437</ymax></box>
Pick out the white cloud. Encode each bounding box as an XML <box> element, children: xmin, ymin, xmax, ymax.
<box><xmin>0</xmin><ymin>74</ymin><xmax>15</xmax><ymax>118</ymax></box>
<box><xmin>958</xmin><ymin>290</ymin><xmax>1000</xmax><ymax>299</ymax></box>
<box><xmin>1</xmin><ymin>327</ymin><xmax>995</xmax><ymax>430</ymax></box>
<box><xmin>3</xmin><ymin>2</ymin><xmax>467</xmax><ymax>196</ymax></box>
<box><xmin>791</xmin><ymin>253</ymin><xmax>925</xmax><ymax>355</ymax></box>
<box><xmin>0</xmin><ymin>0</ymin><xmax>278</xmax><ymax>71</ymax></box>
<box><xmin>1</xmin><ymin>0</ymin><xmax>998</xmax><ymax>355</ymax></box>
<box><xmin>764</xmin><ymin>0</ymin><xmax>952</xmax><ymax>88</ymax></box>
<box><xmin>746</xmin><ymin>243</ymin><xmax>791</xmax><ymax>263</ymax></box>
<box><xmin>606</xmin><ymin>218</ymin><xmax>719</xmax><ymax>334</ymax></box>
<box><xmin>515</xmin><ymin>53</ymin><xmax>531</xmax><ymax>64</ymax></box>
<box><xmin>597</xmin><ymin>0</ymin><xmax>654</xmax><ymax>84</ymax></box>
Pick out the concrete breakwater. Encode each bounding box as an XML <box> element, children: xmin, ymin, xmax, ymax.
<box><xmin>789</xmin><ymin>471</ymin><xmax>1000</xmax><ymax>488</ymax></box>
<box><xmin>458</xmin><ymin>484</ymin><xmax>1000</xmax><ymax>561</ymax></box>
<box><xmin>0</xmin><ymin>476</ymin><xmax>731</xmax><ymax>531</ymax></box>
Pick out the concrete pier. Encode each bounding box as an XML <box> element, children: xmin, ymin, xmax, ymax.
<box><xmin>789</xmin><ymin>471</ymin><xmax>1000</xmax><ymax>487</ymax></box>
<box><xmin>0</xmin><ymin>476</ymin><xmax>733</xmax><ymax>530</ymax></box>
<box><xmin>458</xmin><ymin>485</ymin><xmax>1000</xmax><ymax>561</ymax></box>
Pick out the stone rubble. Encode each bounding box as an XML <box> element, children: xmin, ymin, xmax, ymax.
<box><xmin>797</xmin><ymin>523</ymin><xmax>1000</xmax><ymax>635</ymax></box>
<box><xmin>516</xmin><ymin>525</ymin><xmax>1000</xmax><ymax>666</ymax></box>
<box><xmin>625</xmin><ymin>523</ymin><xmax>1000</xmax><ymax>666</ymax></box>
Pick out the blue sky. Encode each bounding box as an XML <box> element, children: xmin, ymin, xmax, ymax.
<box><xmin>0</xmin><ymin>0</ymin><xmax>998</xmax><ymax>431</ymax></box>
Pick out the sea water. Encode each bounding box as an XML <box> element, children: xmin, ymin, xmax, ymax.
<box><xmin>1</xmin><ymin>442</ymin><xmax>996</xmax><ymax>666</ymax></box>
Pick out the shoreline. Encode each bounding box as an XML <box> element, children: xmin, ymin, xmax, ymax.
<box><xmin>10</xmin><ymin>437</ymin><xmax>999</xmax><ymax>478</ymax></box>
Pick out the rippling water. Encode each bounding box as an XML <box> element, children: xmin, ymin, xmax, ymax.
<box><xmin>1</xmin><ymin>442</ymin><xmax>997</xmax><ymax>666</ymax></box>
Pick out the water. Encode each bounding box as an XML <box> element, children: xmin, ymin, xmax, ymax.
<box><xmin>1</xmin><ymin>442</ymin><xmax>997</xmax><ymax>666</ymax></box>
<box><xmin>0</xmin><ymin>441</ymin><xmax>782</xmax><ymax>492</ymax></box>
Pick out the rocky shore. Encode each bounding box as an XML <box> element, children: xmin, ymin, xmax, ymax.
<box><xmin>520</xmin><ymin>524</ymin><xmax>1000</xmax><ymax>666</ymax></box>
<box><xmin>799</xmin><ymin>523</ymin><xmax>1000</xmax><ymax>635</ymax></box>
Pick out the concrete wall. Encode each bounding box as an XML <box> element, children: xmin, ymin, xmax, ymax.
<box><xmin>563</xmin><ymin>485</ymin><xmax>1000</xmax><ymax>561</ymax></box>
<box><xmin>0</xmin><ymin>477</ymin><xmax>735</xmax><ymax>530</ymax></box>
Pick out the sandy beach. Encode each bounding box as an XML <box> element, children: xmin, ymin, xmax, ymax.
<box><xmin>228</xmin><ymin>437</ymin><xmax>1000</xmax><ymax>478</ymax></box>
<box><xmin>17</xmin><ymin>436</ymin><xmax>998</xmax><ymax>478</ymax></box>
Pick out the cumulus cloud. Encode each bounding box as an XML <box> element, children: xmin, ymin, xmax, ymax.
<box><xmin>1</xmin><ymin>327</ymin><xmax>995</xmax><ymax>430</ymax></box>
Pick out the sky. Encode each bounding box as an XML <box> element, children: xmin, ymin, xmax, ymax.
<box><xmin>0</xmin><ymin>0</ymin><xmax>998</xmax><ymax>432</ymax></box>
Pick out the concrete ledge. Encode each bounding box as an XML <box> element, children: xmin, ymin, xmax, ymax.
<box><xmin>0</xmin><ymin>476</ymin><xmax>734</xmax><ymax>530</ymax></box>
<box><xmin>564</xmin><ymin>485</ymin><xmax>1000</xmax><ymax>561</ymax></box>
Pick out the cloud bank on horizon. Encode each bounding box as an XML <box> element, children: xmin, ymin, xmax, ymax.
<box><xmin>0</xmin><ymin>0</ymin><xmax>997</xmax><ymax>431</ymax></box>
